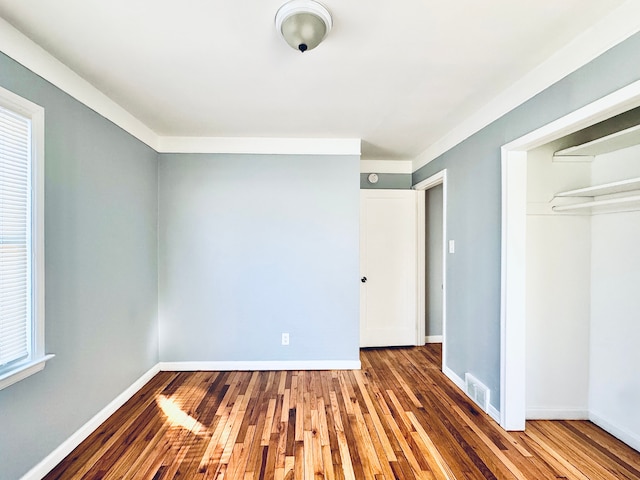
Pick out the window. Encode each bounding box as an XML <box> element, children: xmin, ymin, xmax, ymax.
<box><xmin>0</xmin><ymin>86</ymin><xmax>50</xmax><ymax>390</ymax></box>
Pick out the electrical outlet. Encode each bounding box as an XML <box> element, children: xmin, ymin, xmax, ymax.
<box><xmin>281</xmin><ymin>333</ymin><xmax>290</xmax><ymax>346</ymax></box>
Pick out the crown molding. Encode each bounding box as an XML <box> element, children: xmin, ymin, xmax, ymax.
<box><xmin>3</xmin><ymin>4</ymin><xmax>637</xmax><ymax>162</ymax></box>
<box><xmin>413</xmin><ymin>0</ymin><xmax>640</xmax><ymax>171</ymax></box>
<box><xmin>0</xmin><ymin>17</ymin><xmax>159</xmax><ymax>150</ymax></box>
<box><xmin>157</xmin><ymin>136</ymin><xmax>360</xmax><ymax>155</ymax></box>
<box><xmin>0</xmin><ymin>18</ymin><xmax>361</xmax><ymax>157</ymax></box>
<box><xmin>360</xmin><ymin>160</ymin><xmax>412</xmax><ymax>174</ymax></box>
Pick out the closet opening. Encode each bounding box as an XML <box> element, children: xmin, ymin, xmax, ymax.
<box><xmin>500</xmin><ymin>79</ymin><xmax>640</xmax><ymax>452</ymax></box>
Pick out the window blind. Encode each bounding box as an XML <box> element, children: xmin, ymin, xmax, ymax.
<box><xmin>0</xmin><ymin>105</ymin><xmax>31</xmax><ymax>368</ymax></box>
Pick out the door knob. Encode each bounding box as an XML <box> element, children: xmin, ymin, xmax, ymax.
<box><xmin>361</xmin><ymin>276</ymin><xmax>367</xmax><ymax>283</ymax></box>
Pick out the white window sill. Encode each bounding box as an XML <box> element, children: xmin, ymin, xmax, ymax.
<box><xmin>0</xmin><ymin>354</ymin><xmax>55</xmax><ymax>391</ymax></box>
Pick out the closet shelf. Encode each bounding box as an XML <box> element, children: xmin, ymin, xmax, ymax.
<box><xmin>554</xmin><ymin>123</ymin><xmax>640</xmax><ymax>157</ymax></box>
<box><xmin>555</xmin><ymin>177</ymin><xmax>640</xmax><ymax>197</ymax></box>
<box><xmin>552</xmin><ymin>194</ymin><xmax>640</xmax><ymax>212</ymax></box>
<box><xmin>552</xmin><ymin>177</ymin><xmax>640</xmax><ymax>212</ymax></box>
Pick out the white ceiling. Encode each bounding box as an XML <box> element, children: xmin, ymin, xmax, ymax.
<box><xmin>0</xmin><ymin>0</ymin><xmax>630</xmax><ymax>160</ymax></box>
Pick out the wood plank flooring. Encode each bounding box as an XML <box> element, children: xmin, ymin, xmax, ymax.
<box><xmin>45</xmin><ymin>345</ymin><xmax>640</xmax><ymax>479</ymax></box>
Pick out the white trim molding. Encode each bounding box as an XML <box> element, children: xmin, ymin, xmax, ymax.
<box><xmin>590</xmin><ymin>411</ymin><xmax>640</xmax><ymax>452</ymax></box>
<box><xmin>360</xmin><ymin>160</ymin><xmax>412</xmax><ymax>174</ymax></box>
<box><xmin>416</xmin><ymin>189</ymin><xmax>426</xmax><ymax>347</ymax></box>
<box><xmin>526</xmin><ymin>408</ymin><xmax>589</xmax><ymax>420</ymax></box>
<box><xmin>22</xmin><ymin>364</ymin><xmax>161</xmax><ymax>480</ymax></box>
<box><xmin>424</xmin><ymin>335</ymin><xmax>443</xmax><ymax>344</ymax></box>
<box><xmin>444</xmin><ymin>366</ymin><xmax>501</xmax><ymax>424</ymax></box>
<box><xmin>413</xmin><ymin>170</ymin><xmax>446</xmax><ymax>191</ymax></box>
<box><xmin>443</xmin><ymin>365</ymin><xmax>466</xmax><ymax>393</ymax></box>
<box><xmin>413</xmin><ymin>0</ymin><xmax>640</xmax><ymax>171</ymax></box>
<box><xmin>0</xmin><ymin>17</ymin><xmax>159</xmax><ymax>151</ymax></box>
<box><xmin>157</xmin><ymin>137</ymin><xmax>361</xmax><ymax>156</ymax></box>
<box><xmin>0</xmin><ymin>18</ymin><xmax>362</xmax><ymax>157</ymax></box>
<box><xmin>0</xmin><ymin>355</ymin><xmax>54</xmax><ymax>391</ymax></box>
<box><xmin>159</xmin><ymin>360</ymin><xmax>361</xmax><ymax>371</ymax></box>
<box><xmin>500</xmin><ymin>150</ymin><xmax>528</xmax><ymax>431</ymax></box>
<box><xmin>3</xmin><ymin>1</ymin><xmax>639</xmax><ymax>163</ymax></box>
<box><xmin>413</xmin><ymin>169</ymin><xmax>448</xmax><ymax>374</ymax></box>
<box><xmin>488</xmin><ymin>405</ymin><xmax>501</xmax><ymax>424</ymax></box>
<box><xmin>0</xmin><ymin>84</ymin><xmax>49</xmax><ymax>392</ymax></box>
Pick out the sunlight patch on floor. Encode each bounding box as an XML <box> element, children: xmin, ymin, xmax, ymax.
<box><xmin>156</xmin><ymin>394</ymin><xmax>208</xmax><ymax>435</ymax></box>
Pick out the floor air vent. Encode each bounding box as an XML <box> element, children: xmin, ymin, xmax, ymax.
<box><xmin>465</xmin><ymin>373</ymin><xmax>490</xmax><ymax>412</ymax></box>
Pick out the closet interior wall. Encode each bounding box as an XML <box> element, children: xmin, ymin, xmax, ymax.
<box><xmin>526</xmin><ymin>126</ymin><xmax>640</xmax><ymax>449</ymax></box>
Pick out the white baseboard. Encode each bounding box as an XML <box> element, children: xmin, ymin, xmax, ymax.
<box><xmin>590</xmin><ymin>411</ymin><xmax>640</xmax><ymax>452</ymax></box>
<box><xmin>159</xmin><ymin>360</ymin><xmax>361</xmax><ymax>371</ymax></box>
<box><xmin>424</xmin><ymin>335</ymin><xmax>443</xmax><ymax>343</ymax></box>
<box><xmin>520</xmin><ymin>408</ymin><xmax>639</xmax><ymax>451</ymax></box>
<box><xmin>488</xmin><ymin>405</ymin><xmax>501</xmax><ymax>424</ymax></box>
<box><xmin>442</xmin><ymin>365</ymin><xmax>466</xmax><ymax>391</ymax></box>
<box><xmin>526</xmin><ymin>408</ymin><xmax>589</xmax><ymax>420</ymax></box>
<box><xmin>443</xmin><ymin>365</ymin><xmax>501</xmax><ymax>423</ymax></box>
<box><xmin>22</xmin><ymin>364</ymin><xmax>161</xmax><ymax>480</ymax></box>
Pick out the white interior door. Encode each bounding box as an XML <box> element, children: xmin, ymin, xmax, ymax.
<box><xmin>360</xmin><ymin>190</ymin><xmax>417</xmax><ymax>347</ymax></box>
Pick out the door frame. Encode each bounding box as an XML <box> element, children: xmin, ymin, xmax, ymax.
<box><xmin>500</xmin><ymin>79</ymin><xmax>640</xmax><ymax>430</ymax></box>
<box><xmin>414</xmin><ymin>169</ymin><xmax>448</xmax><ymax>370</ymax></box>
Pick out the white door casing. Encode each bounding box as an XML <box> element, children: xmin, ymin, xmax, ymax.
<box><xmin>414</xmin><ymin>170</ymin><xmax>448</xmax><ymax>370</ymax></box>
<box><xmin>360</xmin><ymin>190</ymin><xmax>418</xmax><ymax>347</ymax></box>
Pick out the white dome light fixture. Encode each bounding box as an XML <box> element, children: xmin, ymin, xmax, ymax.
<box><xmin>275</xmin><ymin>0</ymin><xmax>332</xmax><ymax>53</ymax></box>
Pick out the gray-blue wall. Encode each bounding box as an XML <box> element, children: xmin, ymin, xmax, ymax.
<box><xmin>0</xmin><ymin>53</ymin><xmax>159</xmax><ymax>479</ymax></box>
<box><xmin>158</xmin><ymin>153</ymin><xmax>360</xmax><ymax>363</ymax></box>
<box><xmin>360</xmin><ymin>173</ymin><xmax>412</xmax><ymax>189</ymax></box>
<box><xmin>413</xmin><ymin>31</ymin><xmax>640</xmax><ymax>412</ymax></box>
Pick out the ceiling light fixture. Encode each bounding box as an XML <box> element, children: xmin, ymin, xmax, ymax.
<box><xmin>275</xmin><ymin>0</ymin><xmax>332</xmax><ymax>53</ymax></box>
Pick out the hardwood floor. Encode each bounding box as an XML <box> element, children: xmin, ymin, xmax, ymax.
<box><xmin>45</xmin><ymin>345</ymin><xmax>640</xmax><ymax>479</ymax></box>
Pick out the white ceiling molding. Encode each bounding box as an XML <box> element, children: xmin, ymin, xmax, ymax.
<box><xmin>0</xmin><ymin>18</ymin><xmax>360</xmax><ymax>157</ymax></box>
<box><xmin>157</xmin><ymin>137</ymin><xmax>361</xmax><ymax>156</ymax></box>
<box><xmin>413</xmin><ymin>0</ymin><xmax>640</xmax><ymax>171</ymax></box>
<box><xmin>2</xmin><ymin>4</ymin><xmax>638</xmax><ymax>163</ymax></box>
<box><xmin>0</xmin><ymin>17</ymin><xmax>159</xmax><ymax>150</ymax></box>
<box><xmin>360</xmin><ymin>160</ymin><xmax>412</xmax><ymax>174</ymax></box>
